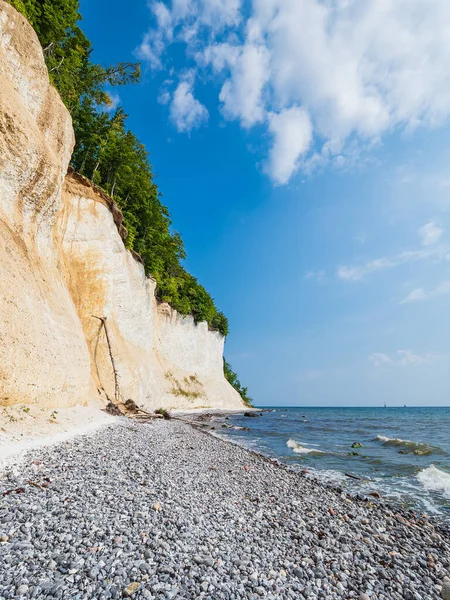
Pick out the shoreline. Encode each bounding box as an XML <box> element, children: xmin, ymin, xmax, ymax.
<box><xmin>184</xmin><ymin>411</ymin><xmax>450</xmax><ymax>534</ymax></box>
<box><xmin>1</xmin><ymin>418</ymin><xmax>449</xmax><ymax>599</ymax></box>
<box><xmin>190</xmin><ymin>410</ymin><xmax>450</xmax><ymax>527</ymax></box>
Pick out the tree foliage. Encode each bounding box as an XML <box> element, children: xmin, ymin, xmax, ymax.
<box><xmin>223</xmin><ymin>359</ymin><xmax>253</xmax><ymax>407</ymax></box>
<box><xmin>7</xmin><ymin>0</ymin><xmax>228</xmax><ymax>336</ymax></box>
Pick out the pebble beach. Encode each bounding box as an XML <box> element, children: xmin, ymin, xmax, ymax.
<box><xmin>1</xmin><ymin>418</ymin><xmax>450</xmax><ymax>600</ymax></box>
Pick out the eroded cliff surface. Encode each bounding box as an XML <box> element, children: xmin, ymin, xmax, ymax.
<box><xmin>0</xmin><ymin>1</ymin><xmax>92</xmax><ymax>408</ymax></box>
<box><xmin>0</xmin><ymin>1</ymin><xmax>244</xmax><ymax>411</ymax></box>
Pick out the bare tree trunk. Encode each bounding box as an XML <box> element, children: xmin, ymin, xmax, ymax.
<box><xmin>91</xmin><ymin>160</ymin><xmax>100</xmax><ymax>180</ymax></box>
<box><xmin>93</xmin><ymin>316</ymin><xmax>121</xmax><ymax>404</ymax></box>
<box><xmin>50</xmin><ymin>57</ymin><xmax>64</xmax><ymax>73</ymax></box>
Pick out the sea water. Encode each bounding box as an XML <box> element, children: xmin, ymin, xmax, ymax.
<box><xmin>216</xmin><ymin>406</ymin><xmax>450</xmax><ymax>521</ymax></box>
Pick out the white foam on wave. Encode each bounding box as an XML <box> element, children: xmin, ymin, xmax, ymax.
<box><xmin>376</xmin><ymin>435</ymin><xmax>410</xmax><ymax>444</ymax></box>
<box><xmin>286</xmin><ymin>439</ymin><xmax>324</xmax><ymax>455</ymax></box>
<box><xmin>417</xmin><ymin>465</ymin><xmax>450</xmax><ymax>498</ymax></box>
<box><xmin>374</xmin><ymin>435</ymin><xmax>436</xmax><ymax>455</ymax></box>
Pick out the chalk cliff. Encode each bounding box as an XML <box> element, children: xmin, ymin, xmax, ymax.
<box><xmin>0</xmin><ymin>1</ymin><xmax>244</xmax><ymax>411</ymax></box>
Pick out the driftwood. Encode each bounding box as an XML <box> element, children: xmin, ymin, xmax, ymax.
<box><xmin>105</xmin><ymin>398</ymin><xmax>164</xmax><ymax>421</ymax></box>
<box><xmin>92</xmin><ymin>316</ymin><xmax>166</xmax><ymax>422</ymax></box>
<box><xmin>345</xmin><ymin>472</ymin><xmax>363</xmax><ymax>481</ymax></box>
<box><xmin>105</xmin><ymin>401</ymin><xmax>124</xmax><ymax>416</ymax></box>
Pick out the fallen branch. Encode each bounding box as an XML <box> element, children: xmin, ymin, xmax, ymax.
<box><xmin>2</xmin><ymin>487</ymin><xmax>25</xmax><ymax>496</ymax></box>
<box><xmin>345</xmin><ymin>472</ymin><xmax>363</xmax><ymax>481</ymax></box>
<box><xmin>105</xmin><ymin>402</ymin><xmax>124</xmax><ymax>416</ymax></box>
<box><xmin>26</xmin><ymin>480</ymin><xmax>45</xmax><ymax>491</ymax></box>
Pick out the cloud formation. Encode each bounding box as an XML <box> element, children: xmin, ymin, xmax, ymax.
<box><xmin>370</xmin><ymin>350</ymin><xmax>437</xmax><ymax>368</ymax></box>
<box><xmin>267</xmin><ymin>107</ymin><xmax>312</xmax><ymax>184</ymax></box>
<box><xmin>138</xmin><ymin>0</ymin><xmax>450</xmax><ymax>183</ymax></box>
<box><xmin>418</xmin><ymin>221</ymin><xmax>443</xmax><ymax>246</ymax></box>
<box><xmin>168</xmin><ymin>75</ymin><xmax>209</xmax><ymax>133</ymax></box>
<box><xmin>338</xmin><ymin>221</ymin><xmax>447</xmax><ymax>282</ymax></box>
<box><xmin>400</xmin><ymin>280</ymin><xmax>450</xmax><ymax>305</ymax></box>
<box><xmin>305</xmin><ymin>270</ymin><xmax>325</xmax><ymax>284</ymax></box>
<box><xmin>337</xmin><ymin>247</ymin><xmax>448</xmax><ymax>282</ymax></box>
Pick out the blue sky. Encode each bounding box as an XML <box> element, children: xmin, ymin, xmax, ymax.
<box><xmin>80</xmin><ymin>0</ymin><xmax>450</xmax><ymax>406</ymax></box>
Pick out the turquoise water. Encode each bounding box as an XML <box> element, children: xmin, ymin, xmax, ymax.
<box><xmin>217</xmin><ymin>407</ymin><xmax>450</xmax><ymax>520</ymax></box>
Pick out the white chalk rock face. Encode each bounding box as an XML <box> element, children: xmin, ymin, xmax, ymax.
<box><xmin>58</xmin><ymin>174</ymin><xmax>244</xmax><ymax>411</ymax></box>
<box><xmin>0</xmin><ymin>1</ymin><xmax>92</xmax><ymax>408</ymax></box>
<box><xmin>0</xmin><ymin>1</ymin><xmax>244</xmax><ymax>411</ymax></box>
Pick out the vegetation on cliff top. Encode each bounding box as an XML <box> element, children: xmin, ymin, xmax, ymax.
<box><xmin>8</xmin><ymin>0</ymin><xmax>228</xmax><ymax>337</ymax></box>
<box><xmin>223</xmin><ymin>360</ymin><xmax>253</xmax><ymax>408</ymax></box>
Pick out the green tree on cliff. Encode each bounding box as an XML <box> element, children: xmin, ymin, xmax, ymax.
<box><xmin>7</xmin><ymin>0</ymin><xmax>230</xmax><ymax>337</ymax></box>
<box><xmin>9</xmin><ymin>0</ymin><xmax>139</xmax><ymax>113</ymax></box>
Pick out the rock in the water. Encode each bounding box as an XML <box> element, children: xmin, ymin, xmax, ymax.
<box><xmin>352</xmin><ymin>442</ymin><xmax>363</xmax><ymax>448</ymax></box>
<box><xmin>368</xmin><ymin>491</ymin><xmax>381</xmax><ymax>498</ymax></box>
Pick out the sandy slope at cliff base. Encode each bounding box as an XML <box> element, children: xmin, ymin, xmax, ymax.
<box><xmin>0</xmin><ymin>404</ymin><xmax>114</xmax><ymax>470</ymax></box>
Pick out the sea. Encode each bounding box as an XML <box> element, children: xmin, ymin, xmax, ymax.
<box><xmin>215</xmin><ymin>406</ymin><xmax>450</xmax><ymax>522</ymax></box>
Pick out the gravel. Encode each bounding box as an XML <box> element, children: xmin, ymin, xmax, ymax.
<box><xmin>0</xmin><ymin>418</ymin><xmax>449</xmax><ymax>599</ymax></box>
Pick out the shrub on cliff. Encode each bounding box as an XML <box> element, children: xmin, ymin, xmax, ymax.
<box><xmin>224</xmin><ymin>359</ymin><xmax>253</xmax><ymax>407</ymax></box>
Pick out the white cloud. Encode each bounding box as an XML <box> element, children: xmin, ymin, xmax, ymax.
<box><xmin>396</xmin><ymin>350</ymin><xmax>435</xmax><ymax>367</ymax></box>
<box><xmin>337</xmin><ymin>245</ymin><xmax>450</xmax><ymax>282</ymax></box>
<box><xmin>337</xmin><ymin>257</ymin><xmax>394</xmax><ymax>282</ymax></box>
<box><xmin>305</xmin><ymin>270</ymin><xmax>325</xmax><ymax>284</ymax></box>
<box><xmin>154</xmin><ymin>1</ymin><xmax>173</xmax><ymax>31</ymax></box>
<box><xmin>370</xmin><ymin>350</ymin><xmax>437</xmax><ymax>368</ymax></box>
<box><xmin>139</xmin><ymin>0</ymin><xmax>450</xmax><ymax>183</ymax></box>
<box><xmin>169</xmin><ymin>76</ymin><xmax>209</xmax><ymax>133</ymax></box>
<box><xmin>158</xmin><ymin>90</ymin><xmax>171</xmax><ymax>105</ymax></box>
<box><xmin>267</xmin><ymin>107</ymin><xmax>313</xmax><ymax>184</ymax></box>
<box><xmin>369</xmin><ymin>353</ymin><xmax>393</xmax><ymax>368</ymax></box>
<box><xmin>418</xmin><ymin>221</ymin><xmax>444</xmax><ymax>246</ymax></box>
<box><xmin>218</xmin><ymin>43</ymin><xmax>270</xmax><ymax>128</ymax></box>
<box><xmin>193</xmin><ymin>0</ymin><xmax>241</xmax><ymax>30</ymax></box>
<box><xmin>136</xmin><ymin>2</ymin><xmax>174</xmax><ymax>69</ymax></box>
<box><xmin>399</xmin><ymin>288</ymin><xmax>426</xmax><ymax>304</ymax></box>
<box><xmin>400</xmin><ymin>280</ymin><xmax>450</xmax><ymax>304</ymax></box>
<box><xmin>137</xmin><ymin>0</ymin><xmax>241</xmax><ymax>67</ymax></box>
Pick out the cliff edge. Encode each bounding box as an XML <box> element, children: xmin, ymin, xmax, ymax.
<box><xmin>0</xmin><ymin>1</ymin><xmax>244</xmax><ymax>411</ymax></box>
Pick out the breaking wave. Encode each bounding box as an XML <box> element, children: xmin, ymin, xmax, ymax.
<box><xmin>287</xmin><ymin>439</ymin><xmax>324</xmax><ymax>455</ymax></box>
<box><xmin>417</xmin><ymin>465</ymin><xmax>450</xmax><ymax>498</ymax></box>
<box><xmin>374</xmin><ymin>435</ymin><xmax>441</xmax><ymax>456</ymax></box>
